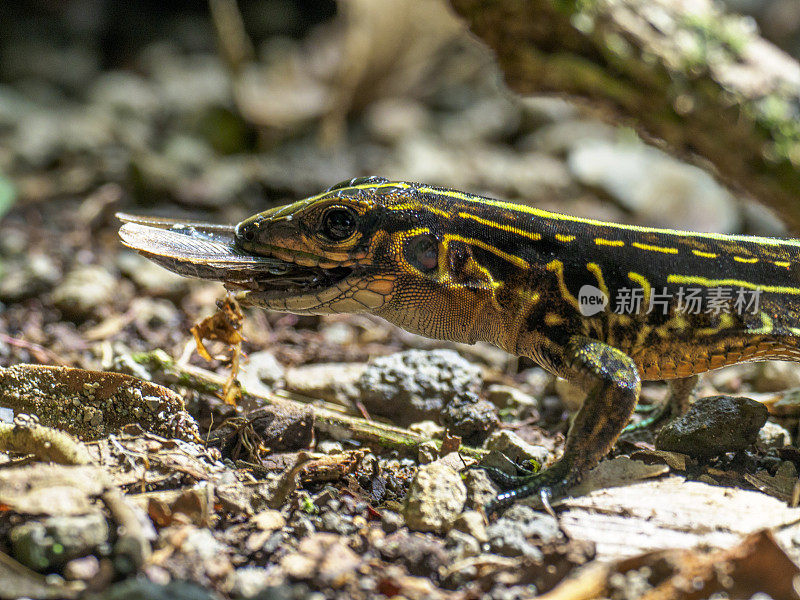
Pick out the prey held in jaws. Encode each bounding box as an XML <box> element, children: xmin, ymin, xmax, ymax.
<box><xmin>118</xmin><ymin>215</ymin><xmax>263</xmax><ymax>405</ymax></box>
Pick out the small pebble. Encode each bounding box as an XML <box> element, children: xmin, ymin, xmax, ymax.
<box><xmin>402</xmin><ymin>461</ymin><xmax>466</xmax><ymax>533</ymax></box>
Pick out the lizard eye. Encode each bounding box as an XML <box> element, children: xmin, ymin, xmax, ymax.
<box><xmin>406</xmin><ymin>234</ymin><xmax>438</xmax><ymax>272</ymax></box>
<box><xmin>321</xmin><ymin>207</ymin><xmax>357</xmax><ymax>241</ymax></box>
<box><xmin>235</xmin><ymin>221</ymin><xmax>257</xmax><ymax>243</ymax></box>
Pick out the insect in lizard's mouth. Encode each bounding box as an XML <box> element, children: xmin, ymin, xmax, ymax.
<box><xmin>116</xmin><ymin>216</ymin><xmax>362</xmax><ymax>304</ymax></box>
<box><xmin>223</xmin><ymin>264</ymin><xmax>358</xmax><ymax>298</ymax></box>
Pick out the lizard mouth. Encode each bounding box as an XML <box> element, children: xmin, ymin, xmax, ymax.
<box><xmin>225</xmin><ymin>264</ymin><xmax>357</xmax><ymax>298</ymax></box>
<box><xmin>117</xmin><ymin>216</ymin><xmax>357</xmax><ymax>302</ymax></box>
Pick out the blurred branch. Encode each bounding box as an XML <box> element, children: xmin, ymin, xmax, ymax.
<box><xmin>209</xmin><ymin>0</ymin><xmax>254</xmax><ymax>74</ymax></box>
<box><xmin>449</xmin><ymin>0</ymin><xmax>800</xmax><ymax>229</ymax></box>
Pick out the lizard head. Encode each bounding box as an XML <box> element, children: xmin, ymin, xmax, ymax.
<box><xmin>233</xmin><ymin>177</ymin><xmax>522</xmax><ymax>345</ymax></box>
<box><xmin>232</xmin><ymin>176</ymin><xmax>435</xmax><ymax>315</ymax></box>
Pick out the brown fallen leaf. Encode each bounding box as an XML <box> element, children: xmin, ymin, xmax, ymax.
<box><xmin>535</xmin><ymin>529</ymin><xmax>800</xmax><ymax>600</ymax></box>
<box><xmin>440</xmin><ymin>432</ymin><xmax>461</xmax><ymax>456</ymax></box>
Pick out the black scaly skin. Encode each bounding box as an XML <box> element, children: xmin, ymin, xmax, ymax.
<box><xmin>225</xmin><ymin>178</ymin><xmax>800</xmax><ymax>512</ymax></box>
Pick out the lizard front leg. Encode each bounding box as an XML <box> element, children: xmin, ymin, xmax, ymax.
<box><xmin>487</xmin><ymin>336</ymin><xmax>641</xmax><ymax>513</ymax></box>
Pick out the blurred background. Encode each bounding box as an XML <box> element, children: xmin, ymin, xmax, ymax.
<box><xmin>1</xmin><ymin>0</ymin><xmax>799</xmax><ymax>371</ymax></box>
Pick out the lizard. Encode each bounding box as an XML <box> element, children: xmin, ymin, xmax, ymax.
<box><xmin>121</xmin><ymin>176</ymin><xmax>800</xmax><ymax>513</ymax></box>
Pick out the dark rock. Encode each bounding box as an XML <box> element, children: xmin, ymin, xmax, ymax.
<box><xmin>440</xmin><ymin>393</ymin><xmax>499</xmax><ymax>443</ymax></box>
<box><xmin>655</xmin><ymin>395</ymin><xmax>768</xmax><ymax>458</ymax></box>
<box><xmin>356</xmin><ymin>349</ymin><xmax>482</xmax><ymax>425</ymax></box>
<box><xmin>206</xmin><ymin>404</ymin><xmax>314</xmax><ymax>458</ymax></box>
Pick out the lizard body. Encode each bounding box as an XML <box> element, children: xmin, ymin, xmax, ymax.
<box><xmin>133</xmin><ymin>177</ymin><xmax>800</xmax><ymax>511</ymax></box>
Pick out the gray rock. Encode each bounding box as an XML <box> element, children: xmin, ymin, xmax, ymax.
<box><xmin>440</xmin><ymin>97</ymin><xmax>521</xmax><ymax>144</ymax></box>
<box><xmin>656</xmin><ymin>396</ymin><xmax>768</xmax><ymax>458</ymax></box>
<box><xmin>0</xmin><ymin>226</ymin><xmax>27</xmax><ymax>256</ymax></box>
<box><xmin>567</xmin><ymin>139</ymin><xmax>739</xmax><ymax>233</ymax></box>
<box><xmin>209</xmin><ymin>404</ymin><xmax>313</xmax><ymax>453</ymax></box>
<box><xmin>752</xmin><ymin>361</ymin><xmax>800</xmax><ymax>393</ymax></box>
<box><xmin>486</xmin><ymin>584</ymin><xmax>539</xmax><ymax>600</ymax></box>
<box><xmin>130</xmin><ymin>298</ymin><xmax>182</xmax><ymax>332</ymax></box>
<box><xmin>380</xmin><ymin>510</ymin><xmax>404</xmax><ymax>534</ymax></box>
<box><xmin>519</xmin><ymin>97</ymin><xmax>578</xmax><ymax>128</ymax></box>
<box><xmin>402</xmin><ymin>462</ymin><xmax>466</xmax><ymax>533</ymax></box>
<box><xmin>521</xmin><ymin>367</ymin><xmax>555</xmax><ymax>399</ymax></box>
<box><xmin>288</xmin><ymin>514</ymin><xmax>315</xmax><ymax>538</ymax></box>
<box><xmin>0</xmin><ymin>85</ymin><xmax>31</xmax><ymax>128</ymax></box>
<box><xmin>486</xmin><ymin>505</ymin><xmax>561</xmax><ymax>559</ymax></box>
<box><xmin>239</xmin><ymin>351</ymin><xmax>286</xmax><ymax>395</ymax></box>
<box><xmin>63</xmin><ymin>555</ymin><xmax>101</xmax><ymax>581</ymax></box>
<box><xmin>486</xmin><ymin>384</ymin><xmax>539</xmax><ymax>409</ymax></box>
<box><xmin>463</xmin><ymin>468</ymin><xmax>500</xmax><ymax>510</ymax></box>
<box><xmin>376</xmin><ymin>531</ymin><xmax>448</xmax><ymax>577</ymax></box>
<box><xmin>180</xmin><ymin>527</ymin><xmax>226</xmax><ymax>561</ymax></box>
<box><xmin>319</xmin><ymin>321</ymin><xmax>356</xmax><ymax>346</ymax></box>
<box><xmin>316</xmin><ymin>440</ymin><xmax>343</xmax><ymax>454</ymax></box>
<box><xmin>417</xmin><ymin>441</ymin><xmax>440</xmax><ymax>464</ymax></box>
<box><xmin>10</xmin><ymin>512</ymin><xmax>109</xmax><ymax>571</ymax></box>
<box><xmin>0</xmin><ymin>254</ymin><xmax>60</xmax><ymax>301</ymax></box>
<box><xmin>356</xmin><ymin>349</ymin><xmax>482</xmax><ymax>425</ymax></box>
<box><xmin>53</xmin><ymin>265</ymin><xmax>117</xmax><ymax>318</ymax></box>
<box><xmin>527</xmin><ymin>119</ymin><xmax>615</xmax><ymax>155</ymax></box>
<box><xmin>279</xmin><ymin>533</ymin><xmax>360</xmax><ymax>584</ymax></box>
<box><xmin>364</xmin><ymin>98</ymin><xmax>430</xmax><ymax>143</ymax></box>
<box><xmin>117</xmin><ymin>252</ymin><xmax>187</xmax><ymax>297</ymax></box>
<box><xmin>318</xmin><ymin>511</ymin><xmax>356</xmax><ymax>536</ymax></box>
<box><xmin>284</xmin><ymin>362</ymin><xmax>366</xmax><ymax>404</ymax></box>
<box><xmin>227</xmin><ymin>566</ymin><xmax>272</xmax><ymax>598</ymax></box>
<box><xmin>89</xmin><ymin>71</ymin><xmax>160</xmax><ymax>116</ymax></box>
<box><xmin>483</xmin><ymin>430</ymin><xmax>550</xmax><ymax>467</ymax></box>
<box><xmin>445</xmin><ymin>528</ymin><xmax>481</xmax><ymax>561</ymax></box>
<box><xmin>408</xmin><ymin>420</ymin><xmax>445</xmax><ymax>439</ymax></box>
<box><xmin>452</xmin><ymin>510</ymin><xmax>488</xmax><ymax>543</ymax></box>
<box><xmin>757</xmin><ymin>421</ymin><xmax>791</xmax><ymax>450</ymax></box>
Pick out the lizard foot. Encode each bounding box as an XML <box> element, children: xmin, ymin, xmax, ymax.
<box><xmin>484</xmin><ymin>462</ymin><xmax>572</xmax><ymax>515</ymax></box>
